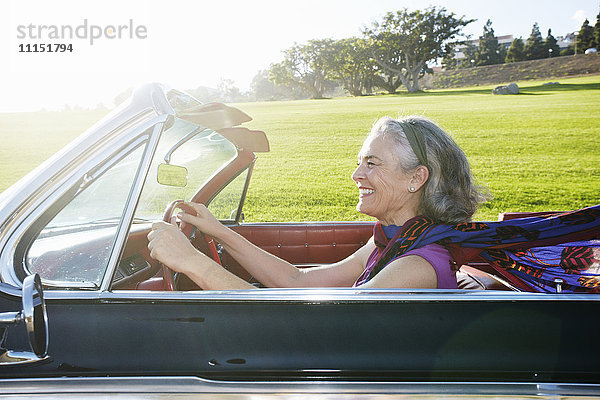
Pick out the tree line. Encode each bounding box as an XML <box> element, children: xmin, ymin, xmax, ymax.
<box><xmin>177</xmin><ymin>8</ymin><xmax>600</xmax><ymax>104</ymax></box>
<box><xmin>444</xmin><ymin>15</ymin><xmax>600</xmax><ymax>69</ymax></box>
<box><xmin>257</xmin><ymin>7</ymin><xmax>474</xmax><ymax>99</ymax></box>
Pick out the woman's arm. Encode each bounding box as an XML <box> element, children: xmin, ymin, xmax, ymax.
<box><xmin>358</xmin><ymin>256</ymin><xmax>437</xmax><ymax>289</ymax></box>
<box><xmin>170</xmin><ymin>202</ymin><xmax>372</xmax><ymax>288</ymax></box>
<box><xmin>213</xmin><ymin>224</ymin><xmax>373</xmax><ymax>287</ymax></box>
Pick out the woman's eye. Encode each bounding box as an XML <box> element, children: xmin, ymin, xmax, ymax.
<box><xmin>357</xmin><ymin>160</ymin><xmax>376</xmax><ymax>167</ymax></box>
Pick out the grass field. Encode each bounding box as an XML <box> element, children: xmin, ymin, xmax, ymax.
<box><xmin>1</xmin><ymin>75</ymin><xmax>599</xmax><ymax>223</ymax></box>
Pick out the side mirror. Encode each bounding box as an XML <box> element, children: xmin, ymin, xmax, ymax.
<box><xmin>0</xmin><ymin>274</ymin><xmax>49</xmax><ymax>365</ymax></box>
<box><xmin>22</xmin><ymin>273</ymin><xmax>48</xmax><ymax>358</ymax></box>
<box><xmin>157</xmin><ymin>163</ymin><xmax>188</xmax><ymax>187</ymax></box>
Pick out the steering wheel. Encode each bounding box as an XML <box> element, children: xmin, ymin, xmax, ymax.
<box><xmin>161</xmin><ymin>200</ymin><xmax>222</xmax><ymax>291</ymax></box>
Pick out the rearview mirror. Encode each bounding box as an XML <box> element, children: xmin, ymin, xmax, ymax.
<box><xmin>157</xmin><ymin>164</ymin><xmax>188</xmax><ymax>187</ymax></box>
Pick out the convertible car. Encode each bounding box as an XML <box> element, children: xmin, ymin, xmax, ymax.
<box><xmin>0</xmin><ymin>83</ymin><xmax>599</xmax><ymax>398</ymax></box>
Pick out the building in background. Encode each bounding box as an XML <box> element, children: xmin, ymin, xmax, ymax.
<box><xmin>454</xmin><ymin>35</ymin><xmax>514</xmax><ymax>60</ymax></box>
<box><xmin>556</xmin><ymin>32</ymin><xmax>576</xmax><ymax>50</ymax></box>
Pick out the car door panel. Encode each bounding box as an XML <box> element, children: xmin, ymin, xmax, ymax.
<box><xmin>2</xmin><ymin>293</ymin><xmax>599</xmax><ymax>382</ymax></box>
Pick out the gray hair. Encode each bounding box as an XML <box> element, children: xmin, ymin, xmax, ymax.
<box><xmin>369</xmin><ymin>116</ymin><xmax>488</xmax><ymax>224</ymax></box>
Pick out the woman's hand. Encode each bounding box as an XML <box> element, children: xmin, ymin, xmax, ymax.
<box><xmin>176</xmin><ymin>202</ymin><xmax>225</xmax><ymax>239</ymax></box>
<box><xmin>147</xmin><ymin>218</ymin><xmax>256</xmax><ymax>291</ymax></box>
<box><xmin>147</xmin><ymin>220</ymin><xmax>207</xmax><ymax>274</ymax></box>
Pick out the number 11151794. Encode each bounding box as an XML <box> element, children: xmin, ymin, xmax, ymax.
<box><xmin>18</xmin><ymin>43</ymin><xmax>74</xmax><ymax>53</ymax></box>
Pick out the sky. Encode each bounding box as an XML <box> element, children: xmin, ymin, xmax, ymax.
<box><xmin>1</xmin><ymin>0</ymin><xmax>599</xmax><ymax>112</ymax></box>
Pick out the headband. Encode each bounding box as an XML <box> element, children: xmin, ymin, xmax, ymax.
<box><xmin>399</xmin><ymin>121</ymin><xmax>428</xmax><ymax>168</ymax></box>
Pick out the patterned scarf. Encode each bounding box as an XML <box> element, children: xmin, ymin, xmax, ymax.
<box><xmin>359</xmin><ymin>205</ymin><xmax>600</xmax><ymax>293</ymax></box>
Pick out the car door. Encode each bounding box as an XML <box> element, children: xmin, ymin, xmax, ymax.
<box><xmin>3</xmin><ymin>283</ymin><xmax>600</xmax><ymax>383</ymax></box>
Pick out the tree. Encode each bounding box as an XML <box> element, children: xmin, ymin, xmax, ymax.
<box><xmin>268</xmin><ymin>39</ymin><xmax>336</xmax><ymax>99</ymax></box>
<box><xmin>475</xmin><ymin>19</ymin><xmax>502</xmax><ymax>65</ymax></box>
<box><xmin>250</xmin><ymin>69</ymin><xmax>306</xmax><ymax>101</ymax></box>
<box><xmin>442</xmin><ymin>40</ymin><xmax>478</xmax><ymax>69</ymax></box>
<box><xmin>592</xmin><ymin>14</ymin><xmax>600</xmax><ymax>49</ymax></box>
<box><xmin>544</xmin><ymin>29</ymin><xmax>560</xmax><ymax>58</ymax></box>
<box><xmin>460</xmin><ymin>41</ymin><xmax>478</xmax><ymax>68</ymax></box>
<box><xmin>329</xmin><ymin>38</ymin><xmax>377</xmax><ymax>96</ymax></box>
<box><xmin>505</xmin><ymin>37</ymin><xmax>526</xmax><ymax>62</ymax></box>
<box><xmin>216</xmin><ymin>79</ymin><xmax>248</xmax><ymax>102</ymax></box>
<box><xmin>576</xmin><ymin>19</ymin><xmax>594</xmax><ymax>54</ymax></box>
<box><xmin>250</xmin><ymin>70</ymin><xmax>279</xmax><ymax>101</ymax></box>
<box><xmin>185</xmin><ymin>86</ymin><xmax>219</xmax><ymax>103</ymax></box>
<box><xmin>372</xmin><ymin>69</ymin><xmax>403</xmax><ymax>93</ymax></box>
<box><xmin>366</xmin><ymin>36</ymin><xmax>405</xmax><ymax>92</ymax></box>
<box><xmin>560</xmin><ymin>46</ymin><xmax>575</xmax><ymax>56</ymax></box>
<box><xmin>524</xmin><ymin>22</ymin><xmax>546</xmax><ymax>60</ymax></box>
<box><xmin>440</xmin><ymin>42</ymin><xmax>459</xmax><ymax>69</ymax></box>
<box><xmin>366</xmin><ymin>6</ymin><xmax>474</xmax><ymax>93</ymax></box>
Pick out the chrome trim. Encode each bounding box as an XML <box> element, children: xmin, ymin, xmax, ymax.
<box><xmin>149</xmin><ymin>83</ymin><xmax>177</xmax><ymax>116</ymax></box>
<box><xmin>0</xmin><ymin>376</ymin><xmax>599</xmax><ymax>396</ymax></box>
<box><xmin>0</xmin><ymin>311</ymin><xmax>21</xmax><ymax>325</ymax></box>
<box><xmin>100</xmin><ymin>116</ymin><xmax>170</xmax><ymax>292</ymax></box>
<box><xmin>36</xmin><ymin>281</ymin><xmax>98</xmax><ymax>290</ymax></box>
<box><xmin>0</xmin><ymin>350</ymin><xmax>49</xmax><ymax>366</ymax></box>
<box><xmin>30</xmin><ymin>287</ymin><xmax>600</xmax><ymax>303</ymax></box>
<box><xmin>554</xmin><ymin>277</ymin><xmax>564</xmax><ymax>293</ymax></box>
<box><xmin>21</xmin><ymin>274</ymin><xmax>48</xmax><ymax>358</ymax></box>
<box><xmin>0</xmin><ymin>284</ymin><xmax>20</xmax><ymax>298</ymax></box>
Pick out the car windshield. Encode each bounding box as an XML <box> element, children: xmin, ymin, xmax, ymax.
<box><xmin>134</xmin><ymin>117</ymin><xmax>238</xmax><ymax>221</ymax></box>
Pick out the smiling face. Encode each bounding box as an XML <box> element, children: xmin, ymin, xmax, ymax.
<box><xmin>351</xmin><ymin>134</ymin><xmax>421</xmax><ymax>226</ymax></box>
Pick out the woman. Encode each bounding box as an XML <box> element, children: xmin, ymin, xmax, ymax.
<box><xmin>147</xmin><ymin>115</ymin><xmax>487</xmax><ymax>290</ymax></box>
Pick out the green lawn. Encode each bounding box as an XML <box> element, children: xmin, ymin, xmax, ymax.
<box><xmin>1</xmin><ymin>75</ymin><xmax>599</xmax><ymax>223</ymax></box>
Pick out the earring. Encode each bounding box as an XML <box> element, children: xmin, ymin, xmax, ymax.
<box><xmin>409</xmin><ymin>187</ymin><xmax>416</xmax><ymax>192</ymax></box>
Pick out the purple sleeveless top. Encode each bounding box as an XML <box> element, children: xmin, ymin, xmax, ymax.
<box><xmin>353</xmin><ymin>222</ymin><xmax>457</xmax><ymax>289</ymax></box>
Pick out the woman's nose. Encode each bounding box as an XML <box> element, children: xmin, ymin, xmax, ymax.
<box><xmin>351</xmin><ymin>164</ymin><xmax>364</xmax><ymax>182</ymax></box>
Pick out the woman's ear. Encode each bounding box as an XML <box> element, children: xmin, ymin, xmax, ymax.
<box><xmin>412</xmin><ymin>166</ymin><xmax>429</xmax><ymax>191</ymax></box>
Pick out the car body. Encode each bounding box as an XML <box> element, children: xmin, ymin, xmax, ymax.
<box><xmin>0</xmin><ymin>83</ymin><xmax>599</xmax><ymax>398</ymax></box>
